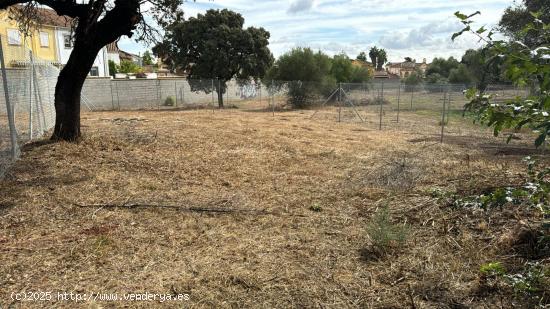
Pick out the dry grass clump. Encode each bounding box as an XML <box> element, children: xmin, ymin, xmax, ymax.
<box><xmin>0</xmin><ymin>104</ymin><xmax>547</xmax><ymax>308</ymax></box>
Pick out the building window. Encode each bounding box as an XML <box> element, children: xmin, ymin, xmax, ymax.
<box><xmin>7</xmin><ymin>29</ymin><xmax>21</xmax><ymax>45</ymax></box>
<box><xmin>39</xmin><ymin>31</ymin><xmax>49</xmax><ymax>47</ymax></box>
<box><xmin>89</xmin><ymin>67</ymin><xmax>99</xmax><ymax>76</ymax></box>
<box><xmin>63</xmin><ymin>34</ymin><xmax>72</xmax><ymax>49</ymax></box>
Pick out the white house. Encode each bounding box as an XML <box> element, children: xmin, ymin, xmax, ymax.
<box><xmin>106</xmin><ymin>42</ymin><xmax>120</xmax><ymax>65</ymax></box>
<box><xmin>54</xmin><ymin>27</ymin><xmax>109</xmax><ymax>77</ymax></box>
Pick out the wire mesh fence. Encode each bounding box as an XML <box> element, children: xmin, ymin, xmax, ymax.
<box><xmin>0</xmin><ymin>34</ymin><xmax>57</xmax><ymax>176</ymax></box>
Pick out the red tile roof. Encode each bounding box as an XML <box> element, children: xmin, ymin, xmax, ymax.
<box><xmin>9</xmin><ymin>5</ymin><xmax>73</xmax><ymax>28</ymax></box>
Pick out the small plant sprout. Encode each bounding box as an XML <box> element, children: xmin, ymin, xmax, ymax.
<box><xmin>309</xmin><ymin>203</ymin><xmax>322</xmax><ymax>212</ymax></box>
<box><xmin>366</xmin><ymin>204</ymin><xmax>409</xmax><ymax>253</ymax></box>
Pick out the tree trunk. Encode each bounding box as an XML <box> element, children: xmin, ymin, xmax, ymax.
<box><xmin>51</xmin><ymin>41</ymin><xmax>101</xmax><ymax>141</ymax></box>
<box><xmin>217</xmin><ymin>89</ymin><xmax>224</xmax><ymax>108</ymax></box>
<box><xmin>215</xmin><ymin>82</ymin><xmax>225</xmax><ymax>108</ymax></box>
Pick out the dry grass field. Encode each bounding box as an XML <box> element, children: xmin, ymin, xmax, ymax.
<box><xmin>0</xmin><ymin>105</ymin><xmax>548</xmax><ymax>308</ymax></box>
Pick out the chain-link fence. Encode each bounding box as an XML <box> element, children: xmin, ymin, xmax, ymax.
<box><xmin>78</xmin><ymin>76</ymin><xmax>530</xmax><ymax>143</ymax></box>
<box><xmin>0</xmin><ymin>34</ymin><xmax>57</xmax><ymax>176</ymax></box>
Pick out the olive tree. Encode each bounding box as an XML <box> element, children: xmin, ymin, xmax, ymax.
<box><xmin>155</xmin><ymin>9</ymin><xmax>273</xmax><ymax>108</ymax></box>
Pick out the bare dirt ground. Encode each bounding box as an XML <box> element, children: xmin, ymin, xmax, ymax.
<box><xmin>0</xmin><ymin>105</ymin><xmax>548</xmax><ymax>308</ymax></box>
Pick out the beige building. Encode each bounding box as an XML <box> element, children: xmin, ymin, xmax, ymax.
<box><xmin>386</xmin><ymin>58</ymin><xmax>428</xmax><ymax>78</ymax></box>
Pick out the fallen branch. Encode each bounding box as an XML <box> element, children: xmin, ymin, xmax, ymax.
<box><xmin>72</xmin><ymin>202</ymin><xmax>306</xmax><ymax>217</ymax></box>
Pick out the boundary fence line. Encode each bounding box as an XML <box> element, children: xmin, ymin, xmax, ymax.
<box><xmin>0</xmin><ymin>34</ymin><xmax>57</xmax><ymax>176</ymax></box>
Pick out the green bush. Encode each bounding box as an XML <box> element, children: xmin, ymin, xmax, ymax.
<box><xmin>366</xmin><ymin>205</ymin><xmax>409</xmax><ymax>252</ymax></box>
<box><xmin>265</xmin><ymin>48</ymin><xmax>370</xmax><ymax>109</ymax></box>
<box><xmin>403</xmin><ymin>71</ymin><xmax>422</xmax><ymax>92</ymax></box>
<box><xmin>164</xmin><ymin>96</ymin><xmax>175</xmax><ymax>106</ymax></box>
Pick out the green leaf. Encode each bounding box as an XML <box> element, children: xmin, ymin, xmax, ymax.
<box><xmin>454</xmin><ymin>11</ymin><xmax>468</xmax><ymax>20</ymax></box>
<box><xmin>529</xmin><ymin>11</ymin><xmax>541</xmax><ymax>19</ymax></box>
<box><xmin>535</xmin><ymin>133</ymin><xmax>547</xmax><ymax>147</ymax></box>
<box><xmin>476</xmin><ymin>26</ymin><xmax>486</xmax><ymax>34</ymax></box>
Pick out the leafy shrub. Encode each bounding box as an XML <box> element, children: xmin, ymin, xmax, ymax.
<box><xmin>480</xmin><ymin>262</ymin><xmax>507</xmax><ymax>276</ymax></box>
<box><xmin>309</xmin><ymin>203</ymin><xmax>322</xmax><ymax>212</ymax></box>
<box><xmin>403</xmin><ymin>71</ymin><xmax>422</xmax><ymax>92</ymax></box>
<box><xmin>164</xmin><ymin>96</ymin><xmax>175</xmax><ymax>106</ymax></box>
<box><xmin>506</xmin><ymin>262</ymin><xmax>549</xmax><ymax>295</ymax></box>
<box><xmin>451</xmin><ymin>157</ymin><xmax>549</xmax><ymax>224</ymax></box>
<box><xmin>478</xmin><ymin>261</ymin><xmax>549</xmax><ymax>301</ymax></box>
<box><xmin>366</xmin><ymin>205</ymin><xmax>408</xmax><ymax>252</ymax></box>
<box><xmin>108</xmin><ymin>60</ymin><xmax>118</xmax><ymax>77</ymax></box>
<box><xmin>119</xmin><ymin>60</ymin><xmax>142</xmax><ymax>74</ymax></box>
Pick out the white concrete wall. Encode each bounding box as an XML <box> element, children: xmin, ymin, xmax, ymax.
<box><xmin>54</xmin><ymin>27</ymin><xmax>109</xmax><ymax>77</ymax></box>
<box><xmin>108</xmin><ymin>52</ymin><xmax>120</xmax><ymax>65</ymax></box>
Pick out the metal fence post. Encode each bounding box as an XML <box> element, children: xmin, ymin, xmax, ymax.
<box><xmin>410</xmin><ymin>85</ymin><xmax>414</xmax><ymax>111</ymax></box>
<box><xmin>181</xmin><ymin>80</ymin><xmax>185</xmax><ymax>105</ymax></box>
<box><xmin>29</xmin><ymin>51</ymin><xmax>34</xmax><ymax>139</ymax></box>
<box><xmin>259</xmin><ymin>81</ymin><xmax>262</xmax><ymax>106</ymax></box>
<box><xmin>271</xmin><ymin>80</ymin><xmax>275</xmax><ymax>117</ymax></box>
<box><xmin>338</xmin><ymin>82</ymin><xmax>342</xmax><ymax>123</ymax></box>
<box><xmin>157</xmin><ymin>79</ymin><xmax>161</xmax><ymax>110</ymax></box>
<box><xmin>379</xmin><ymin>81</ymin><xmax>384</xmax><ymax>130</ymax></box>
<box><xmin>447</xmin><ymin>87</ymin><xmax>452</xmax><ymax>122</ymax></box>
<box><xmin>211</xmin><ymin>79</ymin><xmax>215</xmax><ymax>112</ymax></box>
<box><xmin>440</xmin><ymin>90</ymin><xmax>447</xmax><ymax>143</ymax></box>
<box><xmin>396</xmin><ymin>83</ymin><xmax>401</xmax><ymax>123</ymax></box>
<box><xmin>174</xmin><ymin>79</ymin><xmax>178</xmax><ymax>107</ymax></box>
<box><xmin>33</xmin><ymin>63</ymin><xmax>45</xmax><ymax>133</ymax></box>
<box><xmin>0</xmin><ymin>36</ymin><xmax>18</xmax><ymax>158</ymax></box>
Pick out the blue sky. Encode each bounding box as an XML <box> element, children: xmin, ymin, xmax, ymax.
<box><xmin>118</xmin><ymin>0</ymin><xmax>514</xmax><ymax>63</ymax></box>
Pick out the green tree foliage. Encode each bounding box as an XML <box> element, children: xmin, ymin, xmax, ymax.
<box><xmin>499</xmin><ymin>0</ymin><xmax>550</xmax><ymax>47</ymax></box>
<box><xmin>369</xmin><ymin>46</ymin><xmax>387</xmax><ymax>70</ymax></box>
<box><xmin>448</xmin><ymin>64</ymin><xmax>475</xmax><ymax>85</ymax></box>
<box><xmin>461</xmin><ymin>48</ymin><xmax>506</xmax><ymax>90</ymax></box>
<box><xmin>425</xmin><ymin>57</ymin><xmax>460</xmax><ymax>83</ymax></box>
<box><xmin>454</xmin><ymin>9</ymin><xmax>550</xmax><ymax>249</ymax></box>
<box><xmin>265</xmin><ymin>48</ymin><xmax>371</xmax><ymax>108</ymax></box>
<box><xmin>350</xmin><ymin>66</ymin><xmax>371</xmax><ymax>83</ymax></box>
<box><xmin>356</xmin><ymin>51</ymin><xmax>368</xmax><ymax>62</ymax></box>
<box><xmin>156</xmin><ymin>9</ymin><xmax>274</xmax><ymax>108</ymax></box>
<box><xmin>369</xmin><ymin>46</ymin><xmax>379</xmax><ymax>68</ymax></box>
<box><xmin>403</xmin><ymin>71</ymin><xmax>423</xmax><ymax>92</ymax></box>
<box><xmin>118</xmin><ymin>60</ymin><xmax>141</xmax><ymax>74</ymax></box>
<box><xmin>142</xmin><ymin>50</ymin><xmax>154</xmax><ymax>66</ymax></box>
<box><xmin>108</xmin><ymin>60</ymin><xmax>118</xmax><ymax>77</ymax></box>
<box><xmin>453</xmin><ymin>11</ymin><xmax>550</xmax><ymax>147</ymax></box>
<box><xmin>265</xmin><ymin>48</ymin><xmax>336</xmax><ymax>108</ymax></box>
<box><xmin>376</xmin><ymin>49</ymin><xmax>387</xmax><ymax>71</ymax></box>
<box><xmin>425</xmin><ymin>72</ymin><xmax>447</xmax><ymax>84</ymax></box>
<box><xmin>331</xmin><ymin>53</ymin><xmax>354</xmax><ymax>83</ymax></box>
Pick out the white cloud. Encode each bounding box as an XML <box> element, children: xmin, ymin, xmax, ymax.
<box><xmin>117</xmin><ymin>0</ymin><xmax>511</xmax><ymax>63</ymax></box>
<box><xmin>287</xmin><ymin>0</ymin><xmax>315</xmax><ymax>14</ymax></box>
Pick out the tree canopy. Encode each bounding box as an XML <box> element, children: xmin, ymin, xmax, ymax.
<box><xmin>368</xmin><ymin>46</ymin><xmax>387</xmax><ymax>71</ymax></box>
<box><xmin>265</xmin><ymin>48</ymin><xmax>370</xmax><ymax>108</ymax></box>
<box><xmin>499</xmin><ymin>0</ymin><xmax>550</xmax><ymax>47</ymax></box>
<box><xmin>356</xmin><ymin>52</ymin><xmax>368</xmax><ymax>62</ymax></box>
<box><xmin>142</xmin><ymin>50</ymin><xmax>154</xmax><ymax>66</ymax></box>
<box><xmin>155</xmin><ymin>9</ymin><xmax>273</xmax><ymax>108</ymax></box>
